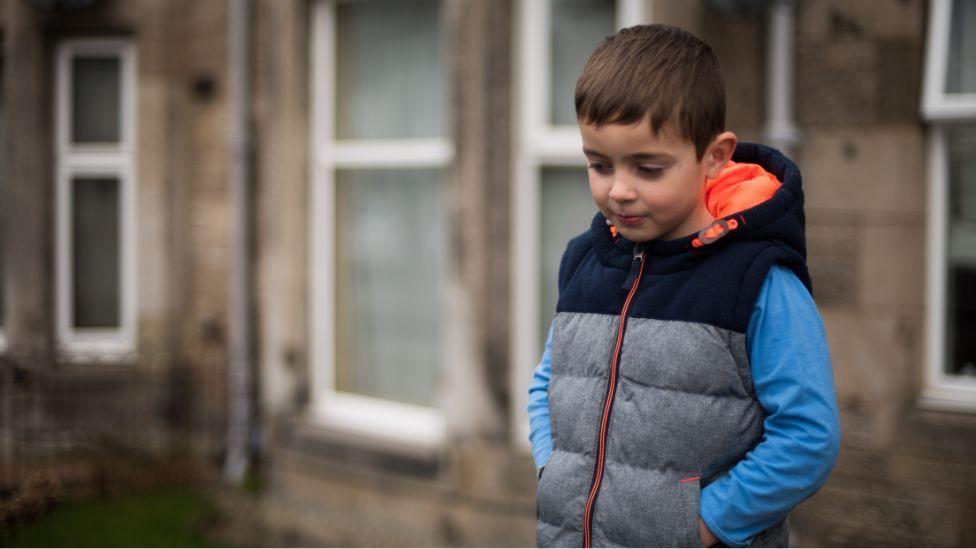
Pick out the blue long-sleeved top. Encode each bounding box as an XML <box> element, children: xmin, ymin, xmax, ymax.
<box><xmin>527</xmin><ymin>263</ymin><xmax>841</xmax><ymax>547</ymax></box>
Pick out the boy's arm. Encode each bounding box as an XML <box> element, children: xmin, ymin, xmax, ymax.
<box><xmin>527</xmin><ymin>323</ymin><xmax>555</xmax><ymax>477</ymax></box>
<box><xmin>698</xmin><ymin>263</ymin><xmax>842</xmax><ymax>547</ymax></box>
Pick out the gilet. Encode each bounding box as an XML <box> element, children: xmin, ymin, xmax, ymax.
<box><xmin>536</xmin><ymin>142</ymin><xmax>811</xmax><ymax>548</ymax></box>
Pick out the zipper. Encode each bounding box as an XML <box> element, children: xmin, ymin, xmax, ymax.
<box><xmin>582</xmin><ymin>241</ymin><xmax>646</xmax><ymax>547</ymax></box>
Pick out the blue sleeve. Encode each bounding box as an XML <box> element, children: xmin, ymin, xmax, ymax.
<box><xmin>527</xmin><ymin>323</ymin><xmax>555</xmax><ymax>472</ymax></box>
<box><xmin>698</xmin><ymin>264</ymin><xmax>842</xmax><ymax>547</ymax></box>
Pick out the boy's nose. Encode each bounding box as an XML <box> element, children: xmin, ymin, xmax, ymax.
<box><xmin>607</xmin><ymin>174</ymin><xmax>638</xmax><ymax>202</ymax></box>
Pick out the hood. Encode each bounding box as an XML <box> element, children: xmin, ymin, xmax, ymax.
<box><xmin>588</xmin><ymin>141</ymin><xmax>808</xmax><ymax>272</ymax></box>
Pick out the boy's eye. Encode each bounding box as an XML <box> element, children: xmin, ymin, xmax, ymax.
<box><xmin>587</xmin><ymin>162</ymin><xmax>612</xmax><ymax>174</ymax></box>
<box><xmin>637</xmin><ymin>166</ymin><xmax>664</xmax><ymax>177</ymax></box>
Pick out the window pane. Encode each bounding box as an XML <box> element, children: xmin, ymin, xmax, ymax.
<box><xmin>947</xmin><ymin>126</ymin><xmax>976</xmax><ymax>376</ymax></box>
<box><xmin>947</xmin><ymin>0</ymin><xmax>976</xmax><ymax>94</ymax></box>
<box><xmin>72</xmin><ymin>177</ymin><xmax>121</xmax><ymax>328</ymax></box>
<box><xmin>71</xmin><ymin>57</ymin><xmax>121</xmax><ymax>143</ymax></box>
<box><xmin>336</xmin><ymin>0</ymin><xmax>443</xmax><ymax>139</ymax></box>
<box><xmin>551</xmin><ymin>0</ymin><xmax>616</xmax><ymax>126</ymax></box>
<box><xmin>540</xmin><ymin>166</ymin><xmax>597</xmax><ymax>348</ymax></box>
<box><xmin>335</xmin><ymin>168</ymin><xmax>443</xmax><ymax>407</ymax></box>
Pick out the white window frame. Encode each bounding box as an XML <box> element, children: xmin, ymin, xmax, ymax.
<box><xmin>510</xmin><ymin>0</ymin><xmax>649</xmax><ymax>450</ymax></box>
<box><xmin>54</xmin><ymin>39</ymin><xmax>137</xmax><ymax>361</ymax></box>
<box><xmin>919</xmin><ymin>0</ymin><xmax>976</xmax><ymax>412</ymax></box>
<box><xmin>307</xmin><ymin>0</ymin><xmax>452</xmax><ymax>451</ymax></box>
<box><xmin>920</xmin><ymin>0</ymin><xmax>976</xmax><ymax>122</ymax></box>
<box><xmin>0</xmin><ymin>55</ymin><xmax>6</xmax><ymax>354</ymax></box>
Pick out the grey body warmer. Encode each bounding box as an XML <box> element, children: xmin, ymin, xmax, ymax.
<box><xmin>536</xmin><ymin>143</ymin><xmax>809</xmax><ymax>548</ymax></box>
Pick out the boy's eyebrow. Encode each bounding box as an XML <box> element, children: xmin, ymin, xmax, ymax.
<box><xmin>582</xmin><ymin>148</ymin><xmax>675</xmax><ymax>162</ymax></box>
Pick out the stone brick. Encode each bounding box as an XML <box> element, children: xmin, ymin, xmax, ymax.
<box><xmin>858</xmin><ymin>222</ymin><xmax>925</xmax><ymax>312</ymax></box>
<box><xmin>799</xmin><ymin>126</ymin><xmax>926</xmax><ymax>214</ymax></box>
<box><xmin>807</xmin><ymin>221</ymin><xmax>860</xmax><ymax>309</ymax></box>
<box><xmin>822</xmin><ymin>311</ymin><xmax>918</xmax><ymax>446</ymax></box>
<box><xmin>791</xmin><ymin>483</ymin><xmax>960</xmax><ymax>546</ymax></box>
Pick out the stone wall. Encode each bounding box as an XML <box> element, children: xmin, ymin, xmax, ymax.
<box><xmin>258</xmin><ymin>0</ymin><xmax>976</xmax><ymax>546</ymax></box>
<box><xmin>5</xmin><ymin>0</ymin><xmax>975</xmax><ymax>546</ymax></box>
<box><xmin>0</xmin><ymin>0</ymin><xmax>235</xmax><ymax>477</ymax></box>
<box><xmin>793</xmin><ymin>1</ymin><xmax>976</xmax><ymax>545</ymax></box>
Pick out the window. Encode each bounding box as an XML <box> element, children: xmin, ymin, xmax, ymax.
<box><xmin>510</xmin><ymin>0</ymin><xmax>647</xmax><ymax>447</ymax></box>
<box><xmin>54</xmin><ymin>39</ymin><xmax>136</xmax><ymax>360</ymax></box>
<box><xmin>920</xmin><ymin>0</ymin><xmax>976</xmax><ymax>410</ymax></box>
<box><xmin>308</xmin><ymin>0</ymin><xmax>451</xmax><ymax>449</ymax></box>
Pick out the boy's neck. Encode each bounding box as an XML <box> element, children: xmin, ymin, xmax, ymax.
<box><xmin>657</xmin><ymin>202</ymin><xmax>715</xmax><ymax>242</ymax></box>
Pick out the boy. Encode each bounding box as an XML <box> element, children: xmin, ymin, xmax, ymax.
<box><xmin>527</xmin><ymin>24</ymin><xmax>841</xmax><ymax>548</ymax></box>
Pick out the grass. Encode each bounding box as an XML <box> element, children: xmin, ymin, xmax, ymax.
<box><xmin>0</xmin><ymin>486</ymin><xmax>225</xmax><ymax>548</ymax></box>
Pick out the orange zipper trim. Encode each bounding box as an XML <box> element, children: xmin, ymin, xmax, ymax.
<box><xmin>582</xmin><ymin>244</ymin><xmax>646</xmax><ymax>547</ymax></box>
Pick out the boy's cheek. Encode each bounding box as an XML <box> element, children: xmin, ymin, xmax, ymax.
<box><xmin>588</xmin><ymin>185</ymin><xmax>611</xmax><ymax>207</ymax></box>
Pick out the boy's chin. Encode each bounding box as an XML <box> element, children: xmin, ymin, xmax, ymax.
<box><xmin>613</xmin><ymin>224</ymin><xmax>662</xmax><ymax>243</ymax></box>
<box><xmin>620</xmin><ymin>220</ymin><xmax>698</xmax><ymax>243</ymax></box>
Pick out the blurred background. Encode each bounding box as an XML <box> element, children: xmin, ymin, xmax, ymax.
<box><xmin>0</xmin><ymin>0</ymin><xmax>973</xmax><ymax>546</ymax></box>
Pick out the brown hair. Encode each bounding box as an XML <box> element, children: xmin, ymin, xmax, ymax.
<box><xmin>575</xmin><ymin>24</ymin><xmax>725</xmax><ymax>161</ymax></box>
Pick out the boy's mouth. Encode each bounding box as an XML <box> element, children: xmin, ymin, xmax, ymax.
<box><xmin>614</xmin><ymin>214</ymin><xmax>646</xmax><ymax>226</ymax></box>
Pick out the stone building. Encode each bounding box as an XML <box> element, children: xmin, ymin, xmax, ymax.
<box><xmin>1</xmin><ymin>0</ymin><xmax>974</xmax><ymax>546</ymax></box>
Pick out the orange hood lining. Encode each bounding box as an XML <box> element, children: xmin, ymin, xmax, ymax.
<box><xmin>704</xmin><ymin>159</ymin><xmax>782</xmax><ymax>219</ymax></box>
<box><xmin>606</xmin><ymin>159</ymin><xmax>783</xmax><ymax>243</ymax></box>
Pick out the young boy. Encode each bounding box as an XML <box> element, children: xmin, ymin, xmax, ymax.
<box><xmin>527</xmin><ymin>24</ymin><xmax>841</xmax><ymax>548</ymax></box>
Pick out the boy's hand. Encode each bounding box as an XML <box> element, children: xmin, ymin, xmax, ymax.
<box><xmin>698</xmin><ymin>518</ymin><xmax>719</xmax><ymax>547</ymax></box>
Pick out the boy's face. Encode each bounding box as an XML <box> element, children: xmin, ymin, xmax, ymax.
<box><xmin>579</xmin><ymin>115</ymin><xmax>735</xmax><ymax>243</ymax></box>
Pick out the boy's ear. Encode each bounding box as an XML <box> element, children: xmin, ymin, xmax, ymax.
<box><xmin>704</xmin><ymin>131</ymin><xmax>737</xmax><ymax>180</ymax></box>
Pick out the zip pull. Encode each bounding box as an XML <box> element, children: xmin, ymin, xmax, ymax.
<box><xmin>620</xmin><ymin>242</ymin><xmax>645</xmax><ymax>290</ymax></box>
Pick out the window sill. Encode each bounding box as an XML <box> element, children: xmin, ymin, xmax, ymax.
<box><xmin>53</xmin><ymin>333</ymin><xmax>137</xmax><ymax>365</ymax></box>
<box><xmin>282</xmin><ymin>400</ymin><xmax>446</xmax><ymax>477</ymax></box>
<box><xmin>917</xmin><ymin>382</ymin><xmax>976</xmax><ymax>414</ymax></box>
<box><xmin>0</xmin><ymin>346</ymin><xmax>137</xmax><ymax>369</ymax></box>
<box><xmin>54</xmin><ymin>351</ymin><xmax>138</xmax><ymax>367</ymax></box>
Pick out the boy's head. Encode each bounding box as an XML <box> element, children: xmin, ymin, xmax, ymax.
<box><xmin>575</xmin><ymin>24</ymin><xmax>737</xmax><ymax>243</ymax></box>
